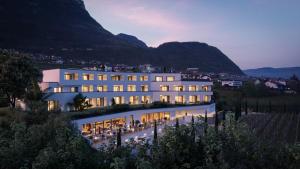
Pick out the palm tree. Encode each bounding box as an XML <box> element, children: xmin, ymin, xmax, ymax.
<box><xmin>71</xmin><ymin>93</ymin><xmax>91</xmax><ymax>111</ymax></box>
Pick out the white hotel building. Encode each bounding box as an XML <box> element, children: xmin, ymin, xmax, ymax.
<box><xmin>40</xmin><ymin>69</ymin><xmax>215</xmax><ymax>133</ymax></box>
<box><xmin>41</xmin><ymin>69</ymin><xmax>214</xmax><ymax>111</ymax></box>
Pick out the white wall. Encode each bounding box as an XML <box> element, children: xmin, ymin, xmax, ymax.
<box><xmin>42</xmin><ymin>69</ymin><xmax>214</xmax><ymax>111</ymax></box>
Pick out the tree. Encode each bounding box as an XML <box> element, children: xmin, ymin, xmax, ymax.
<box><xmin>268</xmin><ymin>100</ymin><xmax>272</xmax><ymax>113</ymax></box>
<box><xmin>0</xmin><ymin>51</ymin><xmax>41</xmax><ymax>108</ymax></box>
<box><xmin>215</xmin><ymin>111</ymin><xmax>219</xmax><ymax>132</ymax></box>
<box><xmin>255</xmin><ymin>100</ymin><xmax>259</xmax><ymax>112</ymax></box>
<box><xmin>191</xmin><ymin>116</ymin><xmax>195</xmax><ymax>142</ymax></box>
<box><xmin>222</xmin><ymin>111</ymin><xmax>226</xmax><ymax>121</ymax></box>
<box><xmin>153</xmin><ymin>120</ymin><xmax>158</xmax><ymax>145</ymax></box>
<box><xmin>290</xmin><ymin>74</ymin><xmax>299</xmax><ymax>81</ymax></box>
<box><xmin>204</xmin><ymin>111</ymin><xmax>208</xmax><ymax>135</ymax></box>
<box><xmin>222</xmin><ymin>111</ymin><xmax>226</xmax><ymax>129</ymax></box>
<box><xmin>235</xmin><ymin>102</ymin><xmax>241</xmax><ymax>121</ymax></box>
<box><xmin>111</xmin><ymin>98</ymin><xmax>116</xmax><ymax>106</ymax></box>
<box><xmin>175</xmin><ymin>118</ymin><xmax>179</xmax><ymax>131</ymax></box>
<box><xmin>71</xmin><ymin>93</ymin><xmax>91</xmax><ymax>111</ymax></box>
<box><xmin>245</xmin><ymin>99</ymin><xmax>248</xmax><ymax>115</ymax></box>
<box><xmin>100</xmin><ymin>64</ymin><xmax>105</xmax><ymax>71</ymax></box>
<box><xmin>117</xmin><ymin>128</ymin><xmax>121</xmax><ymax>147</ymax></box>
<box><xmin>163</xmin><ymin>67</ymin><xmax>167</xmax><ymax>73</ymax></box>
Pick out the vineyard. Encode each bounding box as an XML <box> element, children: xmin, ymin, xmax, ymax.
<box><xmin>240</xmin><ymin>112</ymin><xmax>300</xmax><ymax>144</ymax></box>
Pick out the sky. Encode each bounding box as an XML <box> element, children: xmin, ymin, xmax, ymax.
<box><xmin>84</xmin><ymin>0</ymin><xmax>300</xmax><ymax>69</ymax></box>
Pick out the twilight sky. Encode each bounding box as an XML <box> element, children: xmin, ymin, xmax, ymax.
<box><xmin>84</xmin><ymin>0</ymin><xmax>300</xmax><ymax>69</ymax></box>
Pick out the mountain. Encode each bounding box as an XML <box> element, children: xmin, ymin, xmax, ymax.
<box><xmin>150</xmin><ymin>42</ymin><xmax>242</xmax><ymax>73</ymax></box>
<box><xmin>116</xmin><ymin>33</ymin><xmax>147</xmax><ymax>48</ymax></box>
<box><xmin>0</xmin><ymin>0</ymin><xmax>129</xmax><ymax>50</ymax></box>
<box><xmin>0</xmin><ymin>0</ymin><xmax>243</xmax><ymax>75</ymax></box>
<box><xmin>244</xmin><ymin>67</ymin><xmax>300</xmax><ymax>79</ymax></box>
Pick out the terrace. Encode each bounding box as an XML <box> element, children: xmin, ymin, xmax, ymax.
<box><xmin>68</xmin><ymin>101</ymin><xmax>214</xmax><ymax>120</ymax></box>
<box><xmin>81</xmin><ymin>114</ymin><xmax>215</xmax><ymax>149</ymax></box>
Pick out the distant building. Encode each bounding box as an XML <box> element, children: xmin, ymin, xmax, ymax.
<box><xmin>200</xmin><ymin>75</ymin><xmax>211</xmax><ymax>81</ymax></box>
<box><xmin>54</xmin><ymin>59</ymin><xmax>64</xmax><ymax>64</ymax></box>
<box><xmin>139</xmin><ymin>64</ymin><xmax>154</xmax><ymax>73</ymax></box>
<box><xmin>221</xmin><ymin>80</ymin><xmax>243</xmax><ymax>88</ymax></box>
<box><xmin>264</xmin><ymin>80</ymin><xmax>286</xmax><ymax>90</ymax></box>
<box><xmin>186</xmin><ymin>68</ymin><xmax>199</xmax><ymax>74</ymax></box>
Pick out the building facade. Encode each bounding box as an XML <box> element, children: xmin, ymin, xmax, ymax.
<box><xmin>40</xmin><ymin>69</ymin><xmax>214</xmax><ymax>111</ymax></box>
<box><xmin>221</xmin><ymin>80</ymin><xmax>243</xmax><ymax>88</ymax></box>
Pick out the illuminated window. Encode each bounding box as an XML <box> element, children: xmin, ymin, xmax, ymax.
<box><xmin>189</xmin><ymin>85</ymin><xmax>197</xmax><ymax>91</ymax></box>
<box><xmin>70</xmin><ymin>87</ymin><xmax>78</xmax><ymax>92</ymax></box>
<box><xmin>127</xmin><ymin>85</ymin><xmax>136</xmax><ymax>92</ymax></box>
<box><xmin>86</xmin><ymin>98</ymin><xmax>97</xmax><ymax>108</ymax></box>
<box><xmin>155</xmin><ymin>76</ymin><xmax>163</xmax><ymax>82</ymax></box>
<box><xmin>160</xmin><ymin>95</ymin><xmax>170</xmax><ymax>103</ymax></box>
<box><xmin>175</xmin><ymin>96</ymin><xmax>185</xmax><ymax>104</ymax></box>
<box><xmin>48</xmin><ymin>100</ymin><xmax>59</xmax><ymax>111</ymax></box>
<box><xmin>97</xmin><ymin>85</ymin><xmax>108</xmax><ymax>92</ymax></box>
<box><xmin>166</xmin><ymin>76</ymin><xmax>175</xmax><ymax>82</ymax></box>
<box><xmin>128</xmin><ymin>75</ymin><xmax>137</xmax><ymax>81</ymax></box>
<box><xmin>54</xmin><ymin>87</ymin><xmax>62</xmax><ymax>93</ymax></box>
<box><xmin>140</xmin><ymin>75</ymin><xmax>148</xmax><ymax>81</ymax></box>
<box><xmin>160</xmin><ymin>85</ymin><xmax>169</xmax><ymax>91</ymax></box>
<box><xmin>64</xmin><ymin>72</ymin><xmax>78</xmax><ymax>80</ymax></box>
<box><xmin>189</xmin><ymin>95</ymin><xmax>198</xmax><ymax>103</ymax></box>
<box><xmin>82</xmin><ymin>73</ymin><xmax>94</xmax><ymax>80</ymax></box>
<box><xmin>111</xmin><ymin>75</ymin><xmax>122</xmax><ymax>81</ymax></box>
<box><xmin>113</xmin><ymin>85</ymin><xmax>123</xmax><ymax>92</ymax></box>
<box><xmin>141</xmin><ymin>85</ymin><xmax>149</xmax><ymax>92</ymax></box>
<box><xmin>82</xmin><ymin>85</ymin><xmax>93</xmax><ymax>92</ymax></box>
<box><xmin>202</xmin><ymin>86</ymin><xmax>209</xmax><ymax>91</ymax></box>
<box><xmin>113</xmin><ymin>96</ymin><xmax>124</xmax><ymax>104</ymax></box>
<box><xmin>141</xmin><ymin>96</ymin><xmax>151</xmax><ymax>104</ymax></box>
<box><xmin>174</xmin><ymin>85</ymin><xmax>184</xmax><ymax>91</ymax></box>
<box><xmin>96</xmin><ymin>97</ymin><xmax>107</xmax><ymax>107</ymax></box>
<box><xmin>129</xmin><ymin>96</ymin><xmax>139</xmax><ymax>105</ymax></box>
<box><xmin>98</xmin><ymin>74</ymin><xmax>107</xmax><ymax>80</ymax></box>
<box><xmin>204</xmin><ymin>95</ymin><xmax>210</xmax><ymax>102</ymax></box>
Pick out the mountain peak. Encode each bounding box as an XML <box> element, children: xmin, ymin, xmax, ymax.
<box><xmin>116</xmin><ymin>33</ymin><xmax>147</xmax><ymax>48</ymax></box>
<box><xmin>0</xmin><ymin>0</ymin><xmax>243</xmax><ymax>75</ymax></box>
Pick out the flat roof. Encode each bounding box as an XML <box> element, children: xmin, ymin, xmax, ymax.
<box><xmin>43</xmin><ymin>68</ymin><xmax>181</xmax><ymax>75</ymax></box>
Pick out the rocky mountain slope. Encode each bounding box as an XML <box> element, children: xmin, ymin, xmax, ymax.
<box><xmin>0</xmin><ymin>0</ymin><xmax>243</xmax><ymax>74</ymax></box>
